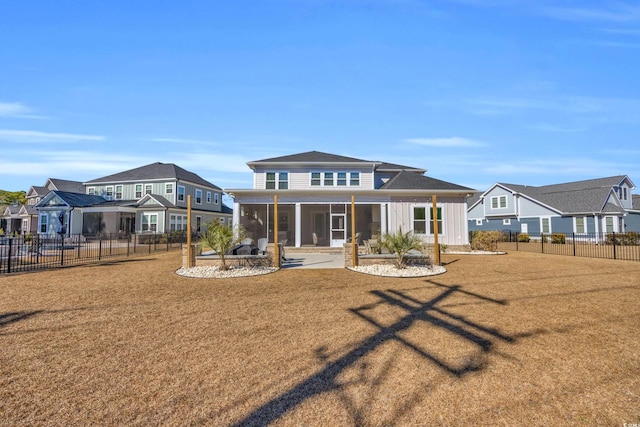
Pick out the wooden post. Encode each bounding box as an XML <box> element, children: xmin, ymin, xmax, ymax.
<box><xmin>351</xmin><ymin>195</ymin><xmax>357</xmax><ymax>267</ymax></box>
<box><xmin>187</xmin><ymin>195</ymin><xmax>192</xmax><ymax>267</ymax></box>
<box><xmin>432</xmin><ymin>195</ymin><xmax>440</xmax><ymax>265</ymax></box>
<box><xmin>273</xmin><ymin>195</ymin><xmax>279</xmax><ymax>264</ymax></box>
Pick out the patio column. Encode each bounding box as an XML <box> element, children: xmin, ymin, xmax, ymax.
<box><xmin>233</xmin><ymin>201</ymin><xmax>240</xmax><ymax>227</ymax></box>
<box><xmin>380</xmin><ymin>203</ymin><xmax>387</xmax><ymax>236</ymax></box>
<box><xmin>295</xmin><ymin>203</ymin><xmax>301</xmax><ymax>247</ymax></box>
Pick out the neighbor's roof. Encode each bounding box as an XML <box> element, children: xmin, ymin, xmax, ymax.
<box><xmin>374</xmin><ymin>162</ymin><xmax>426</xmax><ymax>173</ymax></box>
<box><xmin>380</xmin><ymin>171</ymin><xmax>475</xmax><ymax>192</ymax></box>
<box><xmin>85</xmin><ymin>162</ymin><xmax>221</xmax><ymax>190</ymax></box>
<box><xmin>494</xmin><ymin>175</ymin><xmax>633</xmax><ymax>214</ymax></box>
<box><xmin>632</xmin><ymin>194</ymin><xmax>640</xmax><ymax>210</ymax></box>
<box><xmin>37</xmin><ymin>191</ymin><xmax>110</xmax><ymax>208</ymax></box>
<box><xmin>49</xmin><ymin>178</ymin><xmax>85</xmax><ymax>193</ymax></box>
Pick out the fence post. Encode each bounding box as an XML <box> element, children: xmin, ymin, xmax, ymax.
<box><xmin>541</xmin><ymin>233</ymin><xmax>544</xmax><ymax>254</ymax></box>
<box><xmin>7</xmin><ymin>238</ymin><xmax>12</xmax><ymax>274</ymax></box>
<box><xmin>572</xmin><ymin>233</ymin><xmax>576</xmax><ymax>256</ymax></box>
<box><xmin>99</xmin><ymin>237</ymin><xmax>102</xmax><ymax>261</ymax></box>
<box><xmin>60</xmin><ymin>235</ymin><xmax>65</xmax><ymax>266</ymax></box>
<box><xmin>613</xmin><ymin>232</ymin><xmax>617</xmax><ymax>260</ymax></box>
<box><xmin>127</xmin><ymin>234</ymin><xmax>130</xmax><ymax>257</ymax></box>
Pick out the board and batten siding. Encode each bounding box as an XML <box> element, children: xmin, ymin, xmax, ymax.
<box><xmin>387</xmin><ymin>196</ymin><xmax>469</xmax><ymax>245</ymax></box>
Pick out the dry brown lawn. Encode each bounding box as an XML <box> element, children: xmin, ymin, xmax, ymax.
<box><xmin>1</xmin><ymin>251</ymin><xmax>639</xmax><ymax>426</ymax></box>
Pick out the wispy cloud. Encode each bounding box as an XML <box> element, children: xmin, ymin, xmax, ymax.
<box><xmin>524</xmin><ymin>123</ymin><xmax>587</xmax><ymax>132</ymax></box>
<box><xmin>543</xmin><ymin>3</ymin><xmax>640</xmax><ymax>23</ymax></box>
<box><xmin>405</xmin><ymin>137</ymin><xmax>485</xmax><ymax>147</ymax></box>
<box><xmin>0</xmin><ymin>129</ymin><xmax>105</xmax><ymax>143</ymax></box>
<box><xmin>0</xmin><ymin>101</ymin><xmax>45</xmax><ymax>119</ymax></box>
<box><xmin>145</xmin><ymin>137</ymin><xmax>223</xmax><ymax>146</ymax></box>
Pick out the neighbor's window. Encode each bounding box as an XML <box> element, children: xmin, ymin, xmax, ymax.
<box><xmin>214</xmin><ymin>193</ymin><xmax>219</xmax><ymax>204</ymax></box>
<box><xmin>142</xmin><ymin>213</ymin><xmax>158</xmax><ymax>232</ymax></box>
<box><xmin>575</xmin><ymin>217</ymin><xmax>585</xmax><ymax>233</ymax></box>
<box><xmin>115</xmin><ymin>185</ymin><xmax>123</xmax><ymax>200</ymax></box>
<box><xmin>135</xmin><ymin>184</ymin><xmax>143</xmax><ymax>198</ymax></box>
<box><xmin>491</xmin><ymin>195</ymin><xmax>507</xmax><ymax>209</ymax></box>
<box><xmin>145</xmin><ymin>184</ymin><xmax>153</xmax><ymax>195</ymax></box>
<box><xmin>39</xmin><ymin>214</ymin><xmax>48</xmax><ymax>233</ymax></box>
<box><xmin>337</xmin><ymin>172</ymin><xmax>347</xmax><ymax>186</ymax></box>
<box><xmin>195</xmin><ymin>189</ymin><xmax>202</xmax><ymax>204</ymax></box>
<box><xmin>605</xmin><ymin>216</ymin><xmax>614</xmax><ymax>233</ymax></box>
<box><xmin>177</xmin><ymin>185</ymin><xmax>185</xmax><ymax>202</ymax></box>
<box><xmin>541</xmin><ymin>218</ymin><xmax>551</xmax><ymax>233</ymax></box>
<box><xmin>503</xmin><ymin>219</ymin><xmax>511</xmax><ymax>225</ymax></box>
<box><xmin>206</xmin><ymin>191</ymin><xmax>212</xmax><ymax>203</ymax></box>
<box><xmin>476</xmin><ymin>219</ymin><xmax>483</xmax><ymax>226</ymax></box>
<box><xmin>166</xmin><ymin>183</ymin><xmax>173</xmax><ymax>194</ymax></box>
<box><xmin>88</xmin><ymin>187</ymin><xmax>95</xmax><ymax>195</ymax></box>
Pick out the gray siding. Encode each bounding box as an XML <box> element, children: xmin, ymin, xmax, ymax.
<box><xmin>624</xmin><ymin>212</ymin><xmax>640</xmax><ymax>232</ymax></box>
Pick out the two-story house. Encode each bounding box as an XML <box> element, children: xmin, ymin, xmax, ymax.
<box><xmin>35</xmin><ymin>162</ymin><xmax>231</xmax><ymax>236</ymax></box>
<box><xmin>467</xmin><ymin>175</ymin><xmax>638</xmax><ymax>236</ymax></box>
<box><xmin>226</xmin><ymin>151</ymin><xmax>474</xmax><ymax>248</ymax></box>
<box><xmin>0</xmin><ymin>178</ymin><xmax>84</xmax><ymax>235</ymax></box>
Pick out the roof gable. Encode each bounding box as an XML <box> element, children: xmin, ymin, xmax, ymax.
<box><xmin>250</xmin><ymin>151</ymin><xmax>372</xmax><ymax>164</ymax></box>
<box><xmin>47</xmin><ymin>178</ymin><xmax>85</xmax><ymax>193</ymax></box>
<box><xmin>36</xmin><ymin>191</ymin><xmax>108</xmax><ymax>208</ymax></box>
<box><xmin>84</xmin><ymin>162</ymin><xmax>220</xmax><ymax>190</ymax></box>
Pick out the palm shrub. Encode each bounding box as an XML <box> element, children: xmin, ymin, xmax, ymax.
<box><xmin>200</xmin><ymin>219</ymin><xmax>247</xmax><ymax>270</ymax></box>
<box><xmin>381</xmin><ymin>227</ymin><xmax>424</xmax><ymax>269</ymax></box>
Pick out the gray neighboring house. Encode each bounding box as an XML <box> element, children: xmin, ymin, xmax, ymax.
<box><xmin>0</xmin><ymin>178</ymin><xmax>85</xmax><ymax>235</ymax></box>
<box><xmin>467</xmin><ymin>175</ymin><xmax>638</xmax><ymax>237</ymax></box>
<box><xmin>35</xmin><ymin>163</ymin><xmax>231</xmax><ymax>236</ymax></box>
<box><xmin>226</xmin><ymin>150</ymin><xmax>475</xmax><ymax>248</ymax></box>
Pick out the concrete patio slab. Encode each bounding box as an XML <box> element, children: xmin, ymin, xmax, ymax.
<box><xmin>280</xmin><ymin>253</ymin><xmax>344</xmax><ymax>269</ymax></box>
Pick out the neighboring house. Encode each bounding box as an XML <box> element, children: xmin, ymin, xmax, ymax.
<box><xmin>1</xmin><ymin>205</ymin><xmax>21</xmax><ymax>235</ymax></box>
<box><xmin>35</xmin><ymin>162</ymin><xmax>231</xmax><ymax>236</ymax></box>
<box><xmin>467</xmin><ymin>175</ymin><xmax>638</xmax><ymax>236</ymax></box>
<box><xmin>20</xmin><ymin>178</ymin><xmax>86</xmax><ymax>235</ymax></box>
<box><xmin>226</xmin><ymin>151</ymin><xmax>474</xmax><ymax>248</ymax></box>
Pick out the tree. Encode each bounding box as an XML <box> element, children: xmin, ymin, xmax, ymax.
<box><xmin>381</xmin><ymin>227</ymin><xmax>424</xmax><ymax>269</ymax></box>
<box><xmin>200</xmin><ymin>219</ymin><xmax>246</xmax><ymax>270</ymax></box>
<box><xmin>0</xmin><ymin>190</ymin><xmax>27</xmax><ymax>205</ymax></box>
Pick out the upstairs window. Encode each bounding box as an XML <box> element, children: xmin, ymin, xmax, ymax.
<box><xmin>88</xmin><ymin>187</ymin><xmax>95</xmax><ymax>195</ymax></box>
<box><xmin>311</xmin><ymin>172</ymin><xmax>321</xmax><ymax>186</ymax></box>
<box><xmin>324</xmin><ymin>172</ymin><xmax>334</xmax><ymax>186</ymax></box>
<box><xmin>105</xmin><ymin>186</ymin><xmax>113</xmax><ymax>200</ymax></box>
<box><xmin>115</xmin><ymin>185</ymin><xmax>123</xmax><ymax>200</ymax></box>
<box><xmin>266</xmin><ymin>172</ymin><xmax>288</xmax><ymax>190</ymax></box>
<box><xmin>206</xmin><ymin>191</ymin><xmax>212</xmax><ymax>203</ymax></box>
<box><xmin>214</xmin><ymin>193</ymin><xmax>219</xmax><ymax>204</ymax></box>
<box><xmin>166</xmin><ymin>183</ymin><xmax>173</xmax><ymax>194</ymax></box>
<box><xmin>337</xmin><ymin>172</ymin><xmax>347</xmax><ymax>186</ymax></box>
<box><xmin>145</xmin><ymin>184</ymin><xmax>153</xmax><ymax>195</ymax></box>
<box><xmin>195</xmin><ymin>189</ymin><xmax>202</xmax><ymax>204</ymax></box>
<box><xmin>177</xmin><ymin>185</ymin><xmax>185</xmax><ymax>202</ymax></box>
<box><xmin>135</xmin><ymin>184</ymin><xmax>143</xmax><ymax>198</ymax></box>
<box><xmin>350</xmin><ymin>172</ymin><xmax>360</xmax><ymax>186</ymax></box>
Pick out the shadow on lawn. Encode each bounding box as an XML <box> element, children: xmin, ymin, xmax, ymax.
<box><xmin>0</xmin><ymin>310</ymin><xmax>44</xmax><ymax>328</ymax></box>
<box><xmin>231</xmin><ymin>279</ymin><xmax>516</xmax><ymax>426</ymax></box>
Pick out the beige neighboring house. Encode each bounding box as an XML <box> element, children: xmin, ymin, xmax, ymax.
<box><xmin>226</xmin><ymin>151</ymin><xmax>475</xmax><ymax>248</ymax></box>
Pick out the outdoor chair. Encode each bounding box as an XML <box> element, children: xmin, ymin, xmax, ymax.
<box><xmin>312</xmin><ymin>232</ymin><xmax>318</xmax><ymax>246</ymax></box>
<box><xmin>257</xmin><ymin>238</ymin><xmax>268</xmax><ymax>255</ymax></box>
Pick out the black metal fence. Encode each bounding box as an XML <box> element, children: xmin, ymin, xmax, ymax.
<box><xmin>0</xmin><ymin>232</ymin><xmax>188</xmax><ymax>274</ymax></box>
<box><xmin>472</xmin><ymin>231</ymin><xmax>640</xmax><ymax>262</ymax></box>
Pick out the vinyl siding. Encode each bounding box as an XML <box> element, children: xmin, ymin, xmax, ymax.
<box><xmin>253</xmin><ymin>167</ymin><xmax>373</xmax><ymax>191</ymax></box>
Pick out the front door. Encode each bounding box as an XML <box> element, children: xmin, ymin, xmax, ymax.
<box><xmin>331</xmin><ymin>213</ymin><xmax>346</xmax><ymax>247</ymax></box>
<box><xmin>521</xmin><ymin>223</ymin><xmax>528</xmax><ymax>234</ymax></box>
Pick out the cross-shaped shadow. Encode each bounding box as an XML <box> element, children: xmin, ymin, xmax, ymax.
<box><xmin>231</xmin><ymin>280</ymin><xmax>515</xmax><ymax>426</ymax></box>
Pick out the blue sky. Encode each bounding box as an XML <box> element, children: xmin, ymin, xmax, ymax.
<box><xmin>1</xmin><ymin>0</ymin><xmax>639</xmax><ymax>197</ymax></box>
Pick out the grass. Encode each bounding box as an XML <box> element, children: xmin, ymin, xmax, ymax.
<box><xmin>0</xmin><ymin>251</ymin><xmax>639</xmax><ymax>426</ymax></box>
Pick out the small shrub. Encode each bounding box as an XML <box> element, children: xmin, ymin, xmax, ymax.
<box><xmin>605</xmin><ymin>233</ymin><xmax>620</xmax><ymax>246</ymax></box>
<box><xmin>550</xmin><ymin>233</ymin><xmax>566</xmax><ymax>244</ymax></box>
<box><xmin>470</xmin><ymin>230</ymin><xmax>505</xmax><ymax>252</ymax></box>
<box><xmin>517</xmin><ymin>233</ymin><xmax>530</xmax><ymax>243</ymax></box>
<box><xmin>381</xmin><ymin>227</ymin><xmax>423</xmax><ymax>269</ymax></box>
<box><xmin>620</xmin><ymin>232</ymin><xmax>640</xmax><ymax>246</ymax></box>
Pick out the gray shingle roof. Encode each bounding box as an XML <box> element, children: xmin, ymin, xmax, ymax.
<box><xmin>380</xmin><ymin>171</ymin><xmax>475</xmax><ymax>191</ymax></box>
<box><xmin>632</xmin><ymin>194</ymin><xmax>640</xmax><ymax>210</ymax></box>
<box><xmin>38</xmin><ymin>191</ymin><xmax>109</xmax><ymax>208</ymax></box>
<box><xmin>250</xmin><ymin>151</ymin><xmax>371</xmax><ymax>164</ymax></box>
<box><xmin>374</xmin><ymin>162</ymin><xmax>425</xmax><ymax>173</ymax></box>
<box><xmin>49</xmin><ymin>178</ymin><xmax>85</xmax><ymax>193</ymax></box>
<box><xmin>85</xmin><ymin>162</ymin><xmax>221</xmax><ymax>190</ymax></box>
<box><xmin>497</xmin><ymin>175</ymin><xmax>632</xmax><ymax>214</ymax></box>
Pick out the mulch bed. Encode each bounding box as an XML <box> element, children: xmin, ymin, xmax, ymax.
<box><xmin>1</xmin><ymin>251</ymin><xmax>639</xmax><ymax>425</ymax></box>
